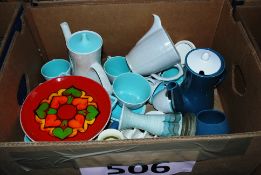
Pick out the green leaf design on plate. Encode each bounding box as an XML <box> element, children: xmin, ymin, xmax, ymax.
<box><xmin>53</xmin><ymin>127</ymin><xmax>72</xmax><ymax>140</ymax></box>
<box><xmin>35</xmin><ymin>102</ymin><xmax>49</xmax><ymax>119</ymax></box>
<box><xmin>78</xmin><ymin>110</ymin><xmax>87</xmax><ymax>116</ymax></box>
<box><xmin>67</xmin><ymin>96</ymin><xmax>73</xmax><ymax>104</ymax></box>
<box><xmin>86</xmin><ymin>106</ymin><xmax>99</xmax><ymax>121</ymax></box>
<box><xmin>62</xmin><ymin>87</ymin><xmax>82</xmax><ymax>97</ymax></box>
<box><xmin>61</xmin><ymin>120</ymin><xmax>68</xmax><ymax>127</ymax></box>
<box><xmin>47</xmin><ymin>108</ymin><xmax>57</xmax><ymax>115</ymax></box>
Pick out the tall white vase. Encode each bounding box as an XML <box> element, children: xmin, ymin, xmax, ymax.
<box><xmin>118</xmin><ymin>105</ymin><xmax>182</xmax><ymax>136</ymax></box>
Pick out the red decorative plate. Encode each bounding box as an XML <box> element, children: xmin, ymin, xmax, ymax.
<box><xmin>20</xmin><ymin>76</ymin><xmax>111</xmax><ymax>141</ymax></box>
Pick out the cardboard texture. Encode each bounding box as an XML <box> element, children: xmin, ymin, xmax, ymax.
<box><xmin>0</xmin><ymin>0</ymin><xmax>261</xmax><ymax>174</ymax></box>
<box><xmin>236</xmin><ymin>2</ymin><xmax>261</xmax><ymax>59</ymax></box>
<box><xmin>0</xmin><ymin>2</ymin><xmax>22</xmax><ymax>68</ymax></box>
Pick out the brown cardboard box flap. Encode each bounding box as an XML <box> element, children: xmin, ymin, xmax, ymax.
<box><xmin>0</xmin><ymin>133</ymin><xmax>257</xmax><ymax>170</ymax></box>
<box><xmin>0</xmin><ymin>2</ymin><xmax>22</xmax><ymax>68</ymax></box>
<box><xmin>236</xmin><ymin>3</ymin><xmax>261</xmax><ymax>60</ymax></box>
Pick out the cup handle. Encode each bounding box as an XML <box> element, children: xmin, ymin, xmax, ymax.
<box><xmin>150</xmin><ymin>64</ymin><xmax>183</xmax><ymax>81</ymax></box>
<box><xmin>90</xmin><ymin>62</ymin><xmax>113</xmax><ymax>94</ymax></box>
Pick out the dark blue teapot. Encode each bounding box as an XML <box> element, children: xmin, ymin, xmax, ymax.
<box><xmin>167</xmin><ymin>48</ymin><xmax>225</xmax><ymax>114</ymax></box>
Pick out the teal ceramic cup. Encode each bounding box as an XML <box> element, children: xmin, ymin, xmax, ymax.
<box><xmin>41</xmin><ymin>59</ymin><xmax>71</xmax><ymax>80</ymax></box>
<box><xmin>104</xmin><ymin>56</ymin><xmax>131</xmax><ymax>83</ymax></box>
<box><xmin>113</xmin><ymin>72</ymin><xmax>151</xmax><ymax>109</ymax></box>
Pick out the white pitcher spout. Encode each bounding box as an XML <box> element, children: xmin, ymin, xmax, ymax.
<box><xmin>137</xmin><ymin>14</ymin><xmax>162</xmax><ymax>45</ymax></box>
<box><xmin>60</xmin><ymin>22</ymin><xmax>72</xmax><ymax>43</ymax></box>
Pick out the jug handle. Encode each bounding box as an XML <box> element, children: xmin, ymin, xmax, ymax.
<box><xmin>60</xmin><ymin>22</ymin><xmax>72</xmax><ymax>43</ymax></box>
<box><xmin>150</xmin><ymin>64</ymin><xmax>183</xmax><ymax>81</ymax></box>
<box><xmin>90</xmin><ymin>62</ymin><xmax>113</xmax><ymax>94</ymax></box>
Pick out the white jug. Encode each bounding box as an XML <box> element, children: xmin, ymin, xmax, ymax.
<box><xmin>126</xmin><ymin>14</ymin><xmax>181</xmax><ymax>76</ymax></box>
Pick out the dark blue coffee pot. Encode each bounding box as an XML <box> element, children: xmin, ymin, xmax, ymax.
<box><xmin>167</xmin><ymin>48</ymin><xmax>225</xmax><ymax>114</ymax></box>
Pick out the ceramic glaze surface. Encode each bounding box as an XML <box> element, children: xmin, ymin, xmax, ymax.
<box><xmin>126</xmin><ymin>14</ymin><xmax>180</xmax><ymax>75</ymax></box>
<box><xmin>162</xmin><ymin>67</ymin><xmax>184</xmax><ymax>85</ymax></box>
<box><xmin>104</xmin><ymin>56</ymin><xmax>130</xmax><ymax>82</ymax></box>
<box><xmin>41</xmin><ymin>59</ymin><xmax>71</xmax><ymax>80</ymax></box>
<box><xmin>68</xmin><ymin>31</ymin><xmax>102</xmax><ymax>54</ymax></box>
<box><xmin>186</xmin><ymin>48</ymin><xmax>222</xmax><ymax>75</ymax></box>
<box><xmin>111</xmin><ymin>104</ymin><xmax>146</xmax><ymax>122</ymax></box>
<box><xmin>20</xmin><ymin>76</ymin><xmax>111</xmax><ymax>141</ymax></box>
<box><xmin>97</xmin><ymin>129</ymin><xmax>124</xmax><ymax>141</ymax></box>
<box><xmin>196</xmin><ymin>109</ymin><xmax>229</xmax><ymax>135</ymax></box>
<box><xmin>113</xmin><ymin>73</ymin><xmax>151</xmax><ymax>109</ymax></box>
<box><xmin>119</xmin><ymin>105</ymin><xmax>182</xmax><ymax>136</ymax></box>
<box><xmin>175</xmin><ymin>40</ymin><xmax>196</xmax><ymax>66</ymax></box>
<box><xmin>167</xmin><ymin>48</ymin><xmax>225</xmax><ymax>114</ymax></box>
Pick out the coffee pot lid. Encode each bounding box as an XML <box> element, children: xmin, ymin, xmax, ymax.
<box><xmin>186</xmin><ymin>48</ymin><xmax>222</xmax><ymax>75</ymax></box>
<box><xmin>68</xmin><ymin>31</ymin><xmax>102</xmax><ymax>54</ymax></box>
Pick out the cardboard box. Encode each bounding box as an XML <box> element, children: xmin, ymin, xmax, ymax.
<box><xmin>236</xmin><ymin>1</ymin><xmax>261</xmax><ymax>60</ymax></box>
<box><xmin>0</xmin><ymin>2</ymin><xmax>23</xmax><ymax>71</ymax></box>
<box><xmin>0</xmin><ymin>0</ymin><xmax>261</xmax><ymax>174</ymax></box>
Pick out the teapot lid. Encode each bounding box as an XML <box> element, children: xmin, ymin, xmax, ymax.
<box><xmin>67</xmin><ymin>31</ymin><xmax>103</xmax><ymax>54</ymax></box>
<box><xmin>186</xmin><ymin>48</ymin><xmax>223</xmax><ymax>75</ymax></box>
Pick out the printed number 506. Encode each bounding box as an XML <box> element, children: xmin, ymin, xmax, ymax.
<box><xmin>107</xmin><ymin>163</ymin><xmax>170</xmax><ymax>174</ymax></box>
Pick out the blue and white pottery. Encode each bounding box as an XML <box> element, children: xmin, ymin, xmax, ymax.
<box><xmin>167</xmin><ymin>48</ymin><xmax>225</xmax><ymax>114</ymax></box>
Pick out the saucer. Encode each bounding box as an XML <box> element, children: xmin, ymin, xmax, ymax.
<box><xmin>111</xmin><ymin>104</ymin><xmax>146</xmax><ymax>122</ymax></box>
<box><xmin>175</xmin><ymin>40</ymin><xmax>196</xmax><ymax>66</ymax></box>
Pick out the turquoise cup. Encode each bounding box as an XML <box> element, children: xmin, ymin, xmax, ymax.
<box><xmin>104</xmin><ymin>56</ymin><xmax>131</xmax><ymax>83</ymax></box>
<box><xmin>113</xmin><ymin>72</ymin><xmax>151</xmax><ymax>109</ymax></box>
<box><xmin>41</xmin><ymin>59</ymin><xmax>71</xmax><ymax>80</ymax></box>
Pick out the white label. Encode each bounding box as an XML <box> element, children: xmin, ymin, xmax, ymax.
<box><xmin>80</xmin><ymin>161</ymin><xmax>196</xmax><ymax>175</ymax></box>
